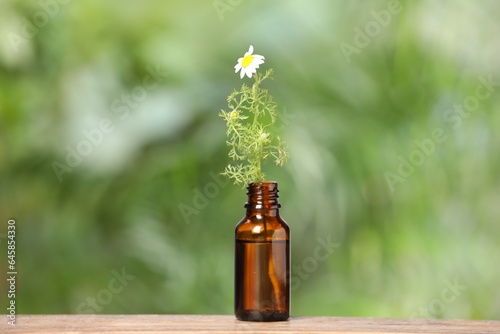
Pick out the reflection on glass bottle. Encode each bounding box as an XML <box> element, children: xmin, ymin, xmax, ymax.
<box><xmin>234</xmin><ymin>182</ymin><xmax>290</xmax><ymax>322</ymax></box>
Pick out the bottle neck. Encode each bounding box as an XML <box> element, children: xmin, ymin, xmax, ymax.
<box><xmin>245</xmin><ymin>182</ymin><xmax>281</xmax><ymax>215</ymax></box>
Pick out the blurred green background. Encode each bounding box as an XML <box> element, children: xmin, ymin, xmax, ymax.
<box><xmin>1</xmin><ymin>0</ymin><xmax>499</xmax><ymax>319</ymax></box>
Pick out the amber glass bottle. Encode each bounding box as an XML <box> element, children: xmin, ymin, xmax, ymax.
<box><xmin>234</xmin><ymin>181</ymin><xmax>290</xmax><ymax>322</ymax></box>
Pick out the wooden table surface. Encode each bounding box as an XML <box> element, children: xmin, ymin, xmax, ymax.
<box><xmin>1</xmin><ymin>315</ymin><xmax>499</xmax><ymax>333</ymax></box>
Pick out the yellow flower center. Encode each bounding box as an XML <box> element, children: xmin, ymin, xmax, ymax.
<box><xmin>242</xmin><ymin>55</ymin><xmax>253</xmax><ymax>68</ymax></box>
<box><xmin>230</xmin><ymin>111</ymin><xmax>238</xmax><ymax>119</ymax></box>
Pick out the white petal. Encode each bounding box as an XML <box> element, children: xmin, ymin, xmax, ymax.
<box><xmin>234</xmin><ymin>63</ymin><xmax>242</xmax><ymax>72</ymax></box>
<box><xmin>240</xmin><ymin>68</ymin><xmax>245</xmax><ymax>79</ymax></box>
<box><xmin>247</xmin><ymin>70</ymin><xmax>253</xmax><ymax>78</ymax></box>
<box><xmin>248</xmin><ymin>45</ymin><xmax>254</xmax><ymax>54</ymax></box>
<box><xmin>253</xmin><ymin>54</ymin><xmax>264</xmax><ymax>60</ymax></box>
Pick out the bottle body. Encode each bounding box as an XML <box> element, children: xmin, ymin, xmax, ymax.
<box><xmin>234</xmin><ymin>182</ymin><xmax>290</xmax><ymax>322</ymax></box>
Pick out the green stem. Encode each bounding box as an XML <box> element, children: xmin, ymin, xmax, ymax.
<box><xmin>252</xmin><ymin>75</ymin><xmax>263</xmax><ymax>182</ymax></box>
<box><xmin>256</xmin><ymin>157</ymin><xmax>262</xmax><ymax>181</ymax></box>
<box><xmin>252</xmin><ymin>75</ymin><xmax>260</xmax><ymax>127</ymax></box>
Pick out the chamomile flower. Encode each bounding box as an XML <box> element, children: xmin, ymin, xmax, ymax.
<box><xmin>234</xmin><ymin>45</ymin><xmax>265</xmax><ymax>79</ymax></box>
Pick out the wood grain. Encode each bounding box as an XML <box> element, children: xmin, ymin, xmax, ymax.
<box><xmin>1</xmin><ymin>315</ymin><xmax>499</xmax><ymax>333</ymax></box>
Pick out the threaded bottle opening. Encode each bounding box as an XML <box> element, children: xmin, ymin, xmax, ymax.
<box><xmin>245</xmin><ymin>181</ymin><xmax>280</xmax><ymax>209</ymax></box>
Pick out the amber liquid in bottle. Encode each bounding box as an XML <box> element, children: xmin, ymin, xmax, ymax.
<box><xmin>234</xmin><ymin>182</ymin><xmax>290</xmax><ymax>321</ymax></box>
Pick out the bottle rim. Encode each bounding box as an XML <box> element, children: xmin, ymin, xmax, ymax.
<box><xmin>245</xmin><ymin>181</ymin><xmax>280</xmax><ymax>208</ymax></box>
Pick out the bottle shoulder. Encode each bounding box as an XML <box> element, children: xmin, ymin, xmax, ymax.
<box><xmin>235</xmin><ymin>213</ymin><xmax>289</xmax><ymax>241</ymax></box>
